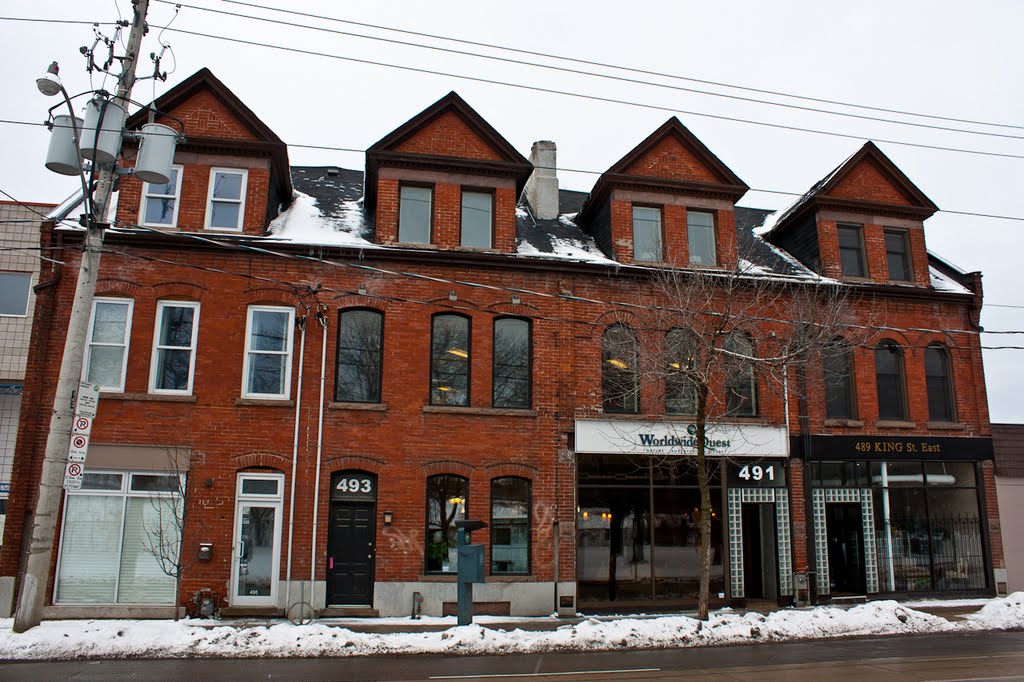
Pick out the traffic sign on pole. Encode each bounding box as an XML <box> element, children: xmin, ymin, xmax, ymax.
<box><xmin>68</xmin><ymin>433</ymin><xmax>89</xmax><ymax>463</ymax></box>
<box><xmin>63</xmin><ymin>461</ymin><xmax>84</xmax><ymax>490</ymax></box>
<box><xmin>72</xmin><ymin>415</ymin><xmax>92</xmax><ymax>436</ymax></box>
<box><xmin>75</xmin><ymin>381</ymin><xmax>100</xmax><ymax>419</ymax></box>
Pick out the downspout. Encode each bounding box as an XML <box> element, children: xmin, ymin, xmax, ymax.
<box><xmin>284</xmin><ymin>312</ymin><xmax>307</xmax><ymax>617</ymax></box>
<box><xmin>309</xmin><ymin>306</ymin><xmax>328</xmax><ymax>615</ymax></box>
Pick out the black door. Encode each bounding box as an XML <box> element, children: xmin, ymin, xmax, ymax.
<box><xmin>826</xmin><ymin>503</ymin><xmax>866</xmax><ymax>595</ymax></box>
<box><xmin>327</xmin><ymin>502</ymin><xmax>375</xmax><ymax>605</ymax></box>
<box><xmin>742</xmin><ymin>505</ymin><xmax>764</xmax><ymax>599</ymax></box>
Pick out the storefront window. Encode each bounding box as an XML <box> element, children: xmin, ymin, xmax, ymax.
<box><xmin>55</xmin><ymin>471</ymin><xmax>182</xmax><ymax>604</ymax></box>
<box><xmin>576</xmin><ymin>454</ymin><xmax>724</xmax><ymax>605</ymax></box>
<box><xmin>490</xmin><ymin>477</ymin><xmax>530</xmax><ymax>574</ymax></box>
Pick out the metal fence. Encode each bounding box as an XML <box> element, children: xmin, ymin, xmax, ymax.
<box><xmin>875</xmin><ymin>515</ymin><xmax>986</xmax><ymax>592</ymax></box>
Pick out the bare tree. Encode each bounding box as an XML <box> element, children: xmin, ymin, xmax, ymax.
<box><xmin>601</xmin><ymin>249</ymin><xmax>867</xmax><ymax>619</ymax></box>
<box><xmin>138</xmin><ymin>446</ymin><xmax>193</xmax><ymax>620</ymax></box>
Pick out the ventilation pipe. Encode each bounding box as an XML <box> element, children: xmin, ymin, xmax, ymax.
<box><xmin>525</xmin><ymin>141</ymin><xmax>559</xmax><ymax>220</ymax></box>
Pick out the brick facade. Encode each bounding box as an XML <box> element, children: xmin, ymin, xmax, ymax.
<box><xmin>0</xmin><ymin>75</ymin><xmax>999</xmax><ymax>620</ymax></box>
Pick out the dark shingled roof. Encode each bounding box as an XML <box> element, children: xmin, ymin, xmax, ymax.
<box><xmin>288</xmin><ymin>165</ymin><xmax>811</xmax><ymax>277</ymax></box>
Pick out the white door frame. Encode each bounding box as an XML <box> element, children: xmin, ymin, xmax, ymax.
<box><xmin>230</xmin><ymin>472</ymin><xmax>285</xmax><ymax>607</ymax></box>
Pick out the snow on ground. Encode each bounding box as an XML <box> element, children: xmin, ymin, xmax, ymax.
<box><xmin>0</xmin><ymin>595</ymin><xmax>1021</xmax><ymax>660</ymax></box>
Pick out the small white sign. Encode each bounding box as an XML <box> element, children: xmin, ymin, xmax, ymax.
<box><xmin>63</xmin><ymin>461</ymin><xmax>84</xmax><ymax>490</ymax></box>
<box><xmin>76</xmin><ymin>381</ymin><xmax>100</xmax><ymax>418</ymax></box>
<box><xmin>68</xmin><ymin>433</ymin><xmax>89</xmax><ymax>463</ymax></box>
<box><xmin>72</xmin><ymin>415</ymin><xmax>92</xmax><ymax>436</ymax></box>
<box><xmin>575</xmin><ymin>419</ymin><xmax>788</xmax><ymax>458</ymax></box>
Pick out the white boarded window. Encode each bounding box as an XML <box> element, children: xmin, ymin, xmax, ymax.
<box><xmin>84</xmin><ymin>298</ymin><xmax>133</xmax><ymax>392</ymax></box>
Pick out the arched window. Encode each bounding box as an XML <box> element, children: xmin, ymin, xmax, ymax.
<box><xmin>425</xmin><ymin>474</ymin><xmax>468</xmax><ymax>573</ymax></box>
<box><xmin>493</xmin><ymin>317</ymin><xmax>531</xmax><ymax>409</ymax></box>
<box><xmin>431</xmin><ymin>314</ymin><xmax>470</xmax><ymax>406</ymax></box>
<box><xmin>335</xmin><ymin>308</ymin><xmax>383</xmax><ymax>403</ymax></box>
<box><xmin>602</xmin><ymin>324</ymin><xmax>639</xmax><ymax>413</ymax></box>
<box><xmin>925</xmin><ymin>343</ymin><xmax>956</xmax><ymax>422</ymax></box>
<box><xmin>724</xmin><ymin>333</ymin><xmax>757</xmax><ymax>416</ymax></box>
<box><xmin>665</xmin><ymin>328</ymin><xmax>699</xmax><ymax>415</ymax></box>
<box><xmin>491</xmin><ymin>477</ymin><xmax>530</xmax><ymax>575</ymax></box>
<box><xmin>823</xmin><ymin>339</ymin><xmax>856</xmax><ymax>419</ymax></box>
<box><xmin>875</xmin><ymin>341</ymin><xmax>907</xmax><ymax>421</ymax></box>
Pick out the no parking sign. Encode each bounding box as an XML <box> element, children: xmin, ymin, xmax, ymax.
<box><xmin>63</xmin><ymin>461</ymin><xmax>84</xmax><ymax>490</ymax></box>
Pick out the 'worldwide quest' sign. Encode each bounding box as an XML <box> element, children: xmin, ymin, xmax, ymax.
<box><xmin>575</xmin><ymin>419</ymin><xmax>788</xmax><ymax>458</ymax></box>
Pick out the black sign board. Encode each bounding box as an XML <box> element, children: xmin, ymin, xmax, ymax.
<box><xmin>331</xmin><ymin>472</ymin><xmax>376</xmax><ymax>502</ymax></box>
<box><xmin>727</xmin><ymin>459</ymin><xmax>787</xmax><ymax>487</ymax></box>
<box><xmin>802</xmin><ymin>435</ymin><xmax>993</xmax><ymax>461</ymax></box>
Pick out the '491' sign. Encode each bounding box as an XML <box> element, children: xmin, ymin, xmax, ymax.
<box><xmin>331</xmin><ymin>473</ymin><xmax>376</xmax><ymax>502</ymax></box>
<box><xmin>727</xmin><ymin>461</ymin><xmax>786</xmax><ymax>487</ymax></box>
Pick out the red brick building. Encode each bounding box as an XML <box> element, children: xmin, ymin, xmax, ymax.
<box><xmin>0</xmin><ymin>69</ymin><xmax>1002</xmax><ymax>619</ymax></box>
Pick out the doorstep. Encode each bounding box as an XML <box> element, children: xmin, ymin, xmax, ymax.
<box><xmin>220</xmin><ymin>606</ymin><xmax>285</xmax><ymax>618</ymax></box>
<box><xmin>319</xmin><ymin>607</ymin><xmax>380</xmax><ymax>618</ymax></box>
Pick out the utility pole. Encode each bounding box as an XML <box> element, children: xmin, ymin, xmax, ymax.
<box><xmin>13</xmin><ymin>0</ymin><xmax>150</xmax><ymax>632</ymax></box>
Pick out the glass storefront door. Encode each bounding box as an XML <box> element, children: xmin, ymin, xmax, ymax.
<box><xmin>231</xmin><ymin>473</ymin><xmax>284</xmax><ymax>607</ymax></box>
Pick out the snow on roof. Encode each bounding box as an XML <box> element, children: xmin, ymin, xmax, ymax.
<box><xmin>930</xmin><ymin>265</ymin><xmax>971</xmax><ymax>294</ymax></box>
<box><xmin>264</xmin><ymin>191</ymin><xmax>378</xmax><ymax>249</ymax></box>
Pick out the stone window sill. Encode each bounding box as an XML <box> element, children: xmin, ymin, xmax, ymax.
<box><xmin>487</xmin><ymin>575</ymin><xmax>534</xmax><ymax>582</ymax></box>
<box><xmin>823</xmin><ymin>419</ymin><xmax>865</xmax><ymax>428</ymax></box>
<box><xmin>875</xmin><ymin>420</ymin><xmax>916</xmax><ymax>429</ymax></box>
<box><xmin>926</xmin><ymin>421</ymin><xmax>966</xmax><ymax>431</ymax></box>
<box><xmin>418</xmin><ymin>574</ymin><xmax>457</xmax><ymax>582</ymax></box>
<box><xmin>329</xmin><ymin>402</ymin><xmax>388</xmax><ymax>412</ymax></box>
<box><xmin>423</xmin><ymin>405</ymin><xmax>537</xmax><ymax>417</ymax></box>
<box><xmin>102</xmin><ymin>392</ymin><xmax>197</xmax><ymax>403</ymax></box>
<box><xmin>235</xmin><ymin>398</ymin><xmax>295</xmax><ymax>407</ymax></box>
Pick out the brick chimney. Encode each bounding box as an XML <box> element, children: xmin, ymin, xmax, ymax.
<box><xmin>525</xmin><ymin>141</ymin><xmax>559</xmax><ymax>220</ymax></box>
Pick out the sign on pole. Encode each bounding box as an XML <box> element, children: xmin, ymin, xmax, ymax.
<box><xmin>75</xmin><ymin>381</ymin><xmax>100</xmax><ymax>419</ymax></box>
<box><xmin>72</xmin><ymin>415</ymin><xmax>92</xmax><ymax>437</ymax></box>
<box><xmin>63</xmin><ymin>461</ymin><xmax>84</xmax><ymax>491</ymax></box>
<box><xmin>68</xmin><ymin>433</ymin><xmax>89</xmax><ymax>463</ymax></box>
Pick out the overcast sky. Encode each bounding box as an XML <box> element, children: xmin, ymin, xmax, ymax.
<box><xmin>2</xmin><ymin>0</ymin><xmax>1021</xmax><ymax>422</ymax></box>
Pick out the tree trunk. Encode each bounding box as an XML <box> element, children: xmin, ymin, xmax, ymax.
<box><xmin>695</xmin><ymin>383</ymin><xmax>712</xmax><ymax>621</ymax></box>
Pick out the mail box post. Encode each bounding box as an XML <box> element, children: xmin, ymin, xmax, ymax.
<box><xmin>455</xmin><ymin>519</ymin><xmax>487</xmax><ymax>626</ymax></box>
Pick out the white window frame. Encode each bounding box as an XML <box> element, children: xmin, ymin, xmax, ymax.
<box><xmin>139</xmin><ymin>164</ymin><xmax>183</xmax><ymax>228</ymax></box>
<box><xmin>83</xmin><ymin>297</ymin><xmax>134</xmax><ymax>393</ymax></box>
<box><xmin>205</xmin><ymin>167</ymin><xmax>248</xmax><ymax>232</ymax></box>
<box><xmin>241</xmin><ymin>305</ymin><xmax>295</xmax><ymax>400</ymax></box>
<box><xmin>54</xmin><ymin>469</ymin><xmax>184</xmax><ymax>606</ymax></box>
<box><xmin>149</xmin><ymin>300</ymin><xmax>201</xmax><ymax>395</ymax></box>
<box><xmin>230</xmin><ymin>472</ymin><xmax>285</xmax><ymax>607</ymax></box>
<box><xmin>0</xmin><ymin>272</ymin><xmax>32</xmax><ymax>317</ymax></box>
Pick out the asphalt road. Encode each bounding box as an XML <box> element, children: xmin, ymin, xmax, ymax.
<box><xmin>1</xmin><ymin>630</ymin><xmax>1022</xmax><ymax>681</ymax></box>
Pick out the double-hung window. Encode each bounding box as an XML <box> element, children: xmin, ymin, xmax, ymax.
<box><xmin>492</xmin><ymin>317</ymin><xmax>530</xmax><ymax>409</ymax></box>
<box><xmin>335</xmin><ymin>308</ymin><xmax>383</xmax><ymax>403</ymax></box>
<box><xmin>150</xmin><ymin>301</ymin><xmax>200</xmax><ymax>394</ymax></box>
<box><xmin>823</xmin><ymin>339</ymin><xmax>856</xmax><ymax>419</ymax></box>
<box><xmin>243</xmin><ymin>306</ymin><xmax>295</xmax><ymax>399</ymax></box>
<box><xmin>602</xmin><ymin>324</ymin><xmax>639</xmax><ymax>413</ymax></box>
<box><xmin>425</xmin><ymin>474</ymin><xmax>467</xmax><ymax>573</ymax></box>
<box><xmin>724</xmin><ymin>333</ymin><xmax>757</xmax><ymax>416</ymax></box>
<box><xmin>399</xmin><ymin>185</ymin><xmax>432</xmax><ymax>244</ymax></box>
<box><xmin>140</xmin><ymin>165</ymin><xmax>182</xmax><ymax>227</ymax></box>
<box><xmin>884</xmin><ymin>229</ymin><xmax>912</xmax><ymax>281</ymax></box>
<box><xmin>687</xmin><ymin>210</ymin><xmax>717</xmax><ymax>266</ymax></box>
<box><xmin>632</xmin><ymin>206</ymin><xmax>662</xmax><ymax>262</ymax></box>
<box><xmin>461</xmin><ymin>190</ymin><xmax>493</xmax><ymax>248</ymax></box>
<box><xmin>0</xmin><ymin>272</ymin><xmax>32</xmax><ymax>317</ymax></box>
<box><xmin>925</xmin><ymin>344</ymin><xmax>956</xmax><ymax>422</ymax></box>
<box><xmin>206</xmin><ymin>168</ymin><xmax>247</xmax><ymax>231</ymax></box>
<box><xmin>84</xmin><ymin>298</ymin><xmax>134</xmax><ymax>392</ymax></box>
<box><xmin>837</xmin><ymin>224</ymin><xmax>866</xmax><ymax>277</ymax></box>
<box><xmin>875</xmin><ymin>341</ymin><xmax>907</xmax><ymax>421</ymax></box>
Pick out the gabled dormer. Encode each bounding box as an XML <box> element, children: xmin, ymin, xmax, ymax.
<box><xmin>365</xmin><ymin>92</ymin><xmax>532</xmax><ymax>253</ymax></box>
<box><xmin>576</xmin><ymin>118</ymin><xmax>748</xmax><ymax>267</ymax></box>
<box><xmin>764</xmin><ymin>141</ymin><xmax>938</xmax><ymax>287</ymax></box>
<box><xmin>116</xmin><ymin>68</ymin><xmax>292</xmax><ymax>236</ymax></box>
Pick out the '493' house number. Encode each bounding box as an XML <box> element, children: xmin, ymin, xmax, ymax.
<box><xmin>333</xmin><ymin>475</ymin><xmax>375</xmax><ymax>501</ymax></box>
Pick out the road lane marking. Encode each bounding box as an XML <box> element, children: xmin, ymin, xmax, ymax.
<box><xmin>430</xmin><ymin>668</ymin><xmax>661</xmax><ymax>679</ymax></box>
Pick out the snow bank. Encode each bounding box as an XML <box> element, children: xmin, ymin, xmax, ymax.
<box><xmin>1</xmin><ymin>596</ymin><xmax>1022</xmax><ymax>660</ymax></box>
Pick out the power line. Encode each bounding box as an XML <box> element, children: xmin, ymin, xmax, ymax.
<box><xmin>0</xmin><ymin>16</ymin><xmax>116</xmax><ymax>26</ymax></box>
<box><xmin>5</xmin><ymin>117</ymin><xmax>1023</xmax><ymax>222</ymax></box>
<box><xmin>205</xmin><ymin>0</ymin><xmax>1024</xmax><ymax>133</ymax></box>
<box><xmin>144</xmin><ymin>1</ymin><xmax>1024</xmax><ymax>142</ymax></box>
<box><xmin>147</xmin><ymin>24</ymin><xmax>1023</xmax><ymax>162</ymax></box>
